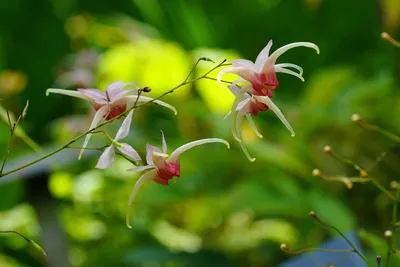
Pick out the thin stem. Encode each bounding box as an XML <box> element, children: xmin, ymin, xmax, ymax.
<box><xmin>1</xmin><ymin>110</ymin><xmax>14</xmax><ymax>174</ymax></box>
<box><xmin>326</xmin><ymin>149</ymin><xmax>395</xmax><ymax>200</ymax></box>
<box><xmin>0</xmin><ymin>230</ymin><xmax>46</xmax><ymax>256</ymax></box>
<box><xmin>284</xmin><ymin>247</ymin><xmax>355</xmax><ymax>255</ymax></box>
<box><xmin>355</xmin><ymin>119</ymin><xmax>400</xmax><ymax>143</ymax></box>
<box><xmin>371</xmin><ymin>179</ymin><xmax>395</xmax><ymax>201</ymax></box>
<box><xmin>0</xmin><ymin>58</ymin><xmax>227</xmax><ymax>178</ymax></box>
<box><xmin>386</xmin><ymin>190</ymin><xmax>400</xmax><ymax>267</ymax></box>
<box><xmin>67</xmin><ymin>145</ymin><xmax>138</xmax><ymax>164</ymax></box>
<box><xmin>203</xmin><ymin>76</ymin><xmax>233</xmax><ymax>84</ymax></box>
<box><xmin>309</xmin><ymin>211</ymin><xmax>372</xmax><ymax>267</ymax></box>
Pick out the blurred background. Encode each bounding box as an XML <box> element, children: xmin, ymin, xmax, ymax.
<box><xmin>0</xmin><ymin>0</ymin><xmax>400</xmax><ymax>266</ymax></box>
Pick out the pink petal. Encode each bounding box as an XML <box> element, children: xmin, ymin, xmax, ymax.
<box><xmin>95</xmin><ymin>146</ymin><xmax>116</xmax><ymax>169</ymax></box>
<box><xmin>105</xmin><ymin>81</ymin><xmax>125</xmax><ymax>100</ymax></box>
<box><xmin>111</xmin><ymin>89</ymin><xmax>135</xmax><ymax>103</ymax></box>
<box><xmin>78</xmin><ymin>105</ymin><xmax>109</xmax><ymax>160</ymax></box>
<box><xmin>167</xmin><ymin>138</ymin><xmax>230</xmax><ymax>164</ymax></box>
<box><xmin>231</xmin><ymin>59</ymin><xmax>255</xmax><ymax>69</ymax></box>
<box><xmin>217</xmin><ymin>67</ymin><xmax>256</xmax><ymax>87</ymax></box>
<box><xmin>146</xmin><ymin>144</ymin><xmax>161</xmax><ymax>165</ymax></box>
<box><xmin>255</xmin><ymin>40</ymin><xmax>273</xmax><ymax>72</ymax></box>
<box><xmin>77</xmin><ymin>89</ymin><xmax>107</xmax><ymax>104</ymax></box>
<box><xmin>127</xmin><ymin>165</ymin><xmax>156</xmax><ymax>172</ymax></box>
<box><xmin>117</xmin><ymin>143</ymin><xmax>141</xmax><ymax>161</ymax></box>
<box><xmin>115</xmin><ymin>110</ymin><xmax>134</xmax><ymax>141</ymax></box>
<box><xmin>161</xmin><ymin>130</ymin><xmax>167</xmax><ymax>153</ymax></box>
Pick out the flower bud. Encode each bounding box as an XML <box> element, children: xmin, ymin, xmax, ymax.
<box><xmin>384</xmin><ymin>230</ymin><xmax>392</xmax><ymax>238</ymax></box>
<box><xmin>323</xmin><ymin>145</ymin><xmax>332</xmax><ymax>153</ymax></box>
<box><xmin>312</xmin><ymin>169</ymin><xmax>321</xmax><ymax>177</ymax></box>
<box><xmin>351</xmin><ymin>113</ymin><xmax>360</xmax><ymax>122</ymax></box>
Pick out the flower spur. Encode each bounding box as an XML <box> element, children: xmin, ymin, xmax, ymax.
<box><xmin>218</xmin><ymin>40</ymin><xmax>319</xmax><ymax>138</ymax></box>
<box><xmin>125</xmin><ymin>132</ymin><xmax>229</xmax><ymax>228</ymax></box>
<box><xmin>46</xmin><ymin>81</ymin><xmax>177</xmax><ymax>159</ymax></box>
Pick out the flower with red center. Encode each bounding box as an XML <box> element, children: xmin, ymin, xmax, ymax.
<box><xmin>217</xmin><ymin>40</ymin><xmax>319</xmax><ymax>96</ymax></box>
<box><xmin>95</xmin><ymin>110</ymin><xmax>141</xmax><ymax>169</ymax></box>
<box><xmin>46</xmin><ymin>81</ymin><xmax>177</xmax><ymax>159</ymax></box>
<box><xmin>125</xmin><ymin>132</ymin><xmax>230</xmax><ymax>228</ymax></box>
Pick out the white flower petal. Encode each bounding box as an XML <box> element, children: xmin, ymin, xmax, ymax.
<box><xmin>78</xmin><ymin>105</ymin><xmax>109</xmax><ymax>160</ymax></box>
<box><xmin>168</xmin><ymin>138</ymin><xmax>230</xmax><ymax>163</ymax></box>
<box><xmin>115</xmin><ymin>110</ymin><xmax>134</xmax><ymax>141</ymax></box>
<box><xmin>126</xmin><ymin>170</ymin><xmax>157</xmax><ymax>228</ymax></box>
<box><xmin>105</xmin><ymin>81</ymin><xmax>125</xmax><ymax>100</ymax></box>
<box><xmin>246</xmin><ymin>114</ymin><xmax>263</xmax><ymax>138</ymax></box>
<box><xmin>223</xmin><ymin>111</ymin><xmax>231</xmax><ymax>120</ymax></box>
<box><xmin>235</xmin><ymin>108</ymin><xmax>247</xmax><ymax>142</ymax></box>
<box><xmin>231</xmin><ymin>59</ymin><xmax>255</xmax><ymax>69</ymax></box>
<box><xmin>161</xmin><ymin>130</ymin><xmax>167</xmax><ymax>153</ymax></box>
<box><xmin>127</xmin><ymin>96</ymin><xmax>178</xmax><ymax>115</ymax></box>
<box><xmin>127</xmin><ymin>165</ymin><xmax>156</xmax><ymax>172</ymax></box>
<box><xmin>254</xmin><ymin>96</ymin><xmax>295</xmax><ymax>137</ymax></box>
<box><xmin>255</xmin><ymin>40</ymin><xmax>273</xmax><ymax>72</ymax></box>
<box><xmin>266</xmin><ymin>42</ymin><xmax>320</xmax><ymax>67</ymax></box>
<box><xmin>46</xmin><ymin>89</ymin><xmax>91</xmax><ymax>101</ymax></box>
<box><xmin>217</xmin><ymin>67</ymin><xmax>256</xmax><ymax>87</ymax></box>
<box><xmin>230</xmin><ymin>90</ymin><xmax>246</xmax><ymax>142</ymax></box>
<box><xmin>77</xmin><ymin>89</ymin><xmax>107</xmax><ymax>104</ymax></box>
<box><xmin>275</xmin><ymin>63</ymin><xmax>304</xmax><ymax>76</ymax></box>
<box><xmin>111</xmin><ymin>89</ymin><xmax>136</xmax><ymax>103</ymax></box>
<box><xmin>236</xmin><ymin>98</ymin><xmax>251</xmax><ymax>111</ymax></box>
<box><xmin>240</xmin><ymin>141</ymin><xmax>256</xmax><ymax>162</ymax></box>
<box><xmin>95</xmin><ymin>146</ymin><xmax>115</xmax><ymax>169</ymax></box>
<box><xmin>117</xmin><ymin>143</ymin><xmax>141</xmax><ymax>161</ymax></box>
<box><xmin>146</xmin><ymin>144</ymin><xmax>161</xmax><ymax>165</ymax></box>
<box><xmin>275</xmin><ymin>66</ymin><xmax>305</xmax><ymax>82</ymax></box>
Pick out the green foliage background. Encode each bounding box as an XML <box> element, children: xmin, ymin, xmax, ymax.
<box><xmin>0</xmin><ymin>0</ymin><xmax>400</xmax><ymax>266</ymax></box>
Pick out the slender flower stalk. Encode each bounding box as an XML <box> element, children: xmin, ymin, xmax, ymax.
<box><xmin>125</xmin><ymin>133</ymin><xmax>230</xmax><ymax>228</ymax></box>
<box><xmin>219</xmin><ymin>41</ymin><xmax>319</xmax><ymax>161</ymax></box>
<box><xmin>47</xmin><ymin>81</ymin><xmax>177</xmax><ymax>159</ymax></box>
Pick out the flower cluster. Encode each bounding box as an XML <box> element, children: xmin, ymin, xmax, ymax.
<box><xmin>45</xmin><ymin>40</ymin><xmax>319</xmax><ymax>227</ymax></box>
<box><xmin>218</xmin><ymin>40</ymin><xmax>319</xmax><ymax>161</ymax></box>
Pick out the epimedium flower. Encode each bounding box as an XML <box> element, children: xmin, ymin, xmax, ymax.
<box><xmin>125</xmin><ymin>132</ymin><xmax>230</xmax><ymax>228</ymax></box>
<box><xmin>95</xmin><ymin>110</ymin><xmax>141</xmax><ymax>169</ymax></box>
<box><xmin>46</xmin><ymin>81</ymin><xmax>177</xmax><ymax>159</ymax></box>
<box><xmin>219</xmin><ymin>41</ymin><xmax>320</xmax><ymax>140</ymax></box>
<box><xmin>225</xmin><ymin>84</ymin><xmax>268</xmax><ymax>162</ymax></box>
<box><xmin>217</xmin><ymin>40</ymin><xmax>319</xmax><ymax>96</ymax></box>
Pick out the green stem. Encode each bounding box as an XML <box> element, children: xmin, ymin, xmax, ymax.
<box><xmin>310</xmin><ymin>212</ymin><xmax>372</xmax><ymax>267</ymax></box>
<box><xmin>386</xmin><ymin>190</ymin><xmax>400</xmax><ymax>267</ymax></box>
<box><xmin>0</xmin><ymin>58</ymin><xmax>227</xmax><ymax>178</ymax></box>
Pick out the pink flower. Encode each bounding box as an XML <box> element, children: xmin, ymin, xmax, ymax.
<box><xmin>46</xmin><ymin>81</ymin><xmax>177</xmax><ymax>159</ymax></box>
<box><xmin>217</xmin><ymin>40</ymin><xmax>319</xmax><ymax>96</ymax></box>
<box><xmin>125</xmin><ymin>132</ymin><xmax>230</xmax><ymax>228</ymax></box>
<box><xmin>95</xmin><ymin>110</ymin><xmax>141</xmax><ymax>169</ymax></box>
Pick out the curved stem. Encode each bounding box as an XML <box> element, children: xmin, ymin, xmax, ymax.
<box><xmin>0</xmin><ymin>59</ymin><xmax>227</xmax><ymax>178</ymax></box>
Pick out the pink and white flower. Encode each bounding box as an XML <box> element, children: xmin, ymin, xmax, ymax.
<box><xmin>217</xmin><ymin>40</ymin><xmax>319</xmax><ymax>96</ymax></box>
<box><xmin>95</xmin><ymin>110</ymin><xmax>141</xmax><ymax>169</ymax></box>
<box><xmin>46</xmin><ymin>81</ymin><xmax>177</xmax><ymax>159</ymax></box>
<box><xmin>125</xmin><ymin>132</ymin><xmax>230</xmax><ymax>228</ymax></box>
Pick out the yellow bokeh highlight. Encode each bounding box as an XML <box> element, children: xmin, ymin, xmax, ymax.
<box><xmin>193</xmin><ymin>48</ymin><xmax>241</xmax><ymax>115</ymax></box>
<box><xmin>49</xmin><ymin>172</ymin><xmax>74</xmax><ymax>198</ymax></box>
<box><xmin>97</xmin><ymin>39</ymin><xmax>191</xmax><ymax>100</ymax></box>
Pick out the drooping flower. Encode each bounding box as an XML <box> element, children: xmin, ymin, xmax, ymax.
<box><xmin>125</xmin><ymin>132</ymin><xmax>230</xmax><ymax>228</ymax></box>
<box><xmin>220</xmin><ymin>41</ymin><xmax>319</xmax><ymax>140</ymax></box>
<box><xmin>46</xmin><ymin>81</ymin><xmax>177</xmax><ymax>159</ymax></box>
<box><xmin>96</xmin><ymin>110</ymin><xmax>141</xmax><ymax>169</ymax></box>
<box><xmin>218</xmin><ymin>40</ymin><xmax>319</xmax><ymax>96</ymax></box>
